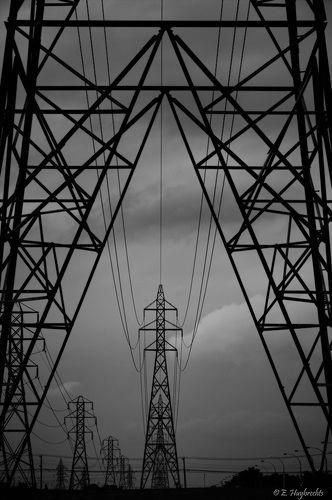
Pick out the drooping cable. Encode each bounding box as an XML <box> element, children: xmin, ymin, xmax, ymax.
<box><xmin>31</xmin><ymin>431</ymin><xmax>69</xmax><ymax>446</ymax></box>
<box><xmin>181</xmin><ymin>0</ymin><xmax>251</xmax><ymax>370</ymax></box>
<box><xmin>186</xmin><ymin>0</ymin><xmax>241</xmax><ymax>346</ymax></box>
<box><xmin>101</xmin><ymin>0</ymin><xmax>143</xmax><ymax>326</ymax></box>
<box><xmin>180</xmin><ymin>0</ymin><xmax>228</xmax><ymax>345</ymax></box>
<box><xmin>74</xmin><ymin>2</ymin><xmax>141</xmax><ymax>371</ymax></box>
<box><xmin>138</xmin><ymin>334</ymin><xmax>147</xmax><ymax>432</ymax></box>
<box><xmin>40</xmin><ymin>353</ymin><xmax>69</xmax><ymax>407</ymax></box>
<box><xmin>159</xmin><ymin>0</ymin><xmax>164</xmax><ymax>285</ymax></box>
<box><xmin>44</xmin><ymin>345</ymin><xmax>72</xmax><ymax>400</ymax></box>
<box><xmin>84</xmin><ymin>2</ymin><xmax>130</xmax><ymax>342</ymax></box>
<box><xmin>193</xmin><ymin>0</ymin><xmax>252</xmax><ymax>337</ymax></box>
<box><xmin>85</xmin><ymin>0</ymin><xmax>142</xmax><ymax>366</ymax></box>
<box><xmin>179</xmin><ymin>0</ymin><xmax>224</xmax><ymax>328</ymax></box>
<box><xmin>36</xmin><ymin>357</ymin><xmax>73</xmax><ymax>451</ymax></box>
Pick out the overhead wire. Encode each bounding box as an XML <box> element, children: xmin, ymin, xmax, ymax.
<box><xmin>179</xmin><ymin>0</ymin><xmax>224</xmax><ymax>328</ymax></box>
<box><xmin>181</xmin><ymin>0</ymin><xmax>250</xmax><ymax>370</ymax></box>
<box><xmin>193</xmin><ymin>0</ymin><xmax>252</xmax><ymax>342</ymax></box>
<box><xmin>35</xmin><ymin>373</ymin><xmax>73</xmax><ymax>451</ymax></box>
<box><xmin>44</xmin><ymin>345</ymin><xmax>72</xmax><ymax>400</ymax></box>
<box><xmin>138</xmin><ymin>334</ymin><xmax>147</xmax><ymax>432</ymax></box>
<box><xmin>160</xmin><ymin>0</ymin><xmax>164</xmax><ymax>285</ymax></box>
<box><xmin>184</xmin><ymin>0</ymin><xmax>241</xmax><ymax>351</ymax></box>
<box><xmin>180</xmin><ymin>0</ymin><xmax>229</xmax><ymax>355</ymax></box>
<box><xmin>86</xmin><ymin>0</ymin><xmax>142</xmax><ymax>366</ymax></box>
<box><xmin>74</xmin><ymin>1</ymin><xmax>141</xmax><ymax>371</ymax></box>
<box><xmin>84</xmin><ymin>3</ymin><xmax>130</xmax><ymax>343</ymax></box>
<box><xmin>31</xmin><ymin>430</ymin><xmax>69</xmax><ymax>446</ymax></box>
<box><xmin>101</xmin><ymin>0</ymin><xmax>143</xmax><ymax>327</ymax></box>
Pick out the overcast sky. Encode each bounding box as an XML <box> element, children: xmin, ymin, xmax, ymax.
<box><xmin>1</xmin><ymin>0</ymin><xmax>332</xmax><ymax>487</ymax></box>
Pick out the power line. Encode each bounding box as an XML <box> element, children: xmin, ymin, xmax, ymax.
<box><xmin>74</xmin><ymin>2</ymin><xmax>141</xmax><ymax>372</ymax></box>
<box><xmin>159</xmin><ymin>0</ymin><xmax>164</xmax><ymax>285</ymax></box>
<box><xmin>180</xmin><ymin>0</ymin><xmax>225</xmax><ymax>329</ymax></box>
<box><xmin>181</xmin><ymin>0</ymin><xmax>251</xmax><ymax>371</ymax></box>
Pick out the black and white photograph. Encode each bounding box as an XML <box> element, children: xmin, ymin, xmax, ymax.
<box><xmin>0</xmin><ymin>1</ymin><xmax>332</xmax><ymax>498</ymax></box>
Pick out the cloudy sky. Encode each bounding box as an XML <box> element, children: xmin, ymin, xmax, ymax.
<box><xmin>1</xmin><ymin>0</ymin><xmax>332</xmax><ymax>487</ymax></box>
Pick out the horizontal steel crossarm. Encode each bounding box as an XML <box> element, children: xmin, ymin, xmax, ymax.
<box><xmin>11</xmin><ymin>20</ymin><xmax>320</xmax><ymax>28</ymax></box>
<box><xmin>37</xmin><ymin>85</ymin><xmax>295</xmax><ymax>92</ymax></box>
<box><xmin>14</xmin><ymin>109</ymin><xmax>126</xmax><ymax>114</ymax></box>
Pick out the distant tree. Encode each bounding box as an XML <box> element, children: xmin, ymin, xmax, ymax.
<box><xmin>227</xmin><ymin>467</ymin><xmax>263</xmax><ymax>488</ymax></box>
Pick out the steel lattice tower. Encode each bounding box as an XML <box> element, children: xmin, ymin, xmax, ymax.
<box><xmin>151</xmin><ymin>396</ymin><xmax>170</xmax><ymax>489</ymax></box>
<box><xmin>101</xmin><ymin>435</ymin><xmax>119</xmax><ymax>487</ymax></box>
<box><xmin>55</xmin><ymin>458</ymin><xmax>66</xmax><ymax>490</ymax></box>
<box><xmin>140</xmin><ymin>285</ymin><xmax>181</xmax><ymax>489</ymax></box>
<box><xmin>118</xmin><ymin>455</ymin><xmax>128</xmax><ymax>489</ymax></box>
<box><xmin>0</xmin><ymin>0</ymin><xmax>332</xmax><ymax>482</ymax></box>
<box><xmin>127</xmin><ymin>464</ymin><xmax>134</xmax><ymax>489</ymax></box>
<box><xmin>65</xmin><ymin>395</ymin><xmax>96</xmax><ymax>490</ymax></box>
<box><xmin>0</xmin><ymin>307</ymin><xmax>40</xmax><ymax>486</ymax></box>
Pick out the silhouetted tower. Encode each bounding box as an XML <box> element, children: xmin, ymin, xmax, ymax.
<box><xmin>65</xmin><ymin>395</ymin><xmax>96</xmax><ymax>490</ymax></box>
<box><xmin>151</xmin><ymin>395</ymin><xmax>169</xmax><ymax>489</ymax></box>
<box><xmin>101</xmin><ymin>435</ymin><xmax>119</xmax><ymax>487</ymax></box>
<box><xmin>140</xmin><ymin>285</ymin><xmax>181</xmax><ymax>489</ymax></box>
<box><xmin>81</xmin><ymin>465</ymin><xmax>89</xmax><ymax>489</ymax></box>
<box><xmin>0</xmin><ymin>308</ymin><xmax>40</xmax><ymax>486</ymax></box>
<box><xmin>55</xmin><ymin>459</ymin><xmax>66</xmax><ymax>490</ymax></box>
<box><xmin>119</xmin><ymin>455</ymin><xmax>128</xmax><ymax>489</ymax></box>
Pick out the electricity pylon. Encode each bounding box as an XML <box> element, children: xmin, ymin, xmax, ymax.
<box><xmin>55</xmin><ymin>458</ymin><xmax>66</xmax><ymax>490</ymax></box>
<box><xmin>140</xmin><ymin>285</ymin><xmax>181</xmax><ymax>489</ymax></box>
<box><xmin>127</xmin><ymin>464</ymin><xmax>135</xmax><ymax>489</ymax></box>
<box><xmin>0</xmin><ymin>307</ymin><xmax>41</xmax><ymax>486</ymax></box>
<box><xmin>1</xmin><ymin>0</ymin><xmax>332</xmax><ymax>481</ymax></box>
<box><xmin>119</xmin><ymin>455</ymin><xmax>128</xmax><ymax>489</ymax></box>
<box><xmin>101</xmin><ymin>435</ymin><xmax>119</xmax><ymax>487</ymax></box>
<box><xmin>65</xmin><ymin>395</ymin><xmax>96</xmax><ymax>490</ymax></box>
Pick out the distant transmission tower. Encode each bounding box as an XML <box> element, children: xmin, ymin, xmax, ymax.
<box><xmin>140</xmin><ymin>285</ymin><xmax>181</xmax><ymax>489</ymax></box>
<box><xmin>101</xmin><ymin>435</ymin><xmax>119</xmax><ymax>487</ymax></box>
<box><xmin>0</xmin><ymin>308</ymin><xmax>41</xmax><ymax>486</ymax></box>
<box><xmin>127</xmin><ymin>464</ymin><xmax>135</xmax><ymax>489</ymax></box>
<box><xmin>65</xmin><ymin>395</ymin><xmax>96</xmax><ymax>490</ymax></box>
<box><xmin>118</xmin><ymin>455</ymin><xmax>128</xmax><ymax>489</ymax></box>
<box><xmin>55</xmin><ymin>458</ymin><xmax>66</xmax><ymax>490</ymax></box>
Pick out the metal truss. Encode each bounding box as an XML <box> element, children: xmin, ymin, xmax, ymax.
<box><xmin>65</xmin><ymin>395</ymin><xmax>96</xmax><ymax>490</ymax></box>
<box><xmin>119</xmin><ymin>455</ymin><xmax>129</xmax><ymax>489</ymax></box>
<box><xmin>55</xmin><ymin>458</ymin><xmax>66</xmax><ymax>490</ymax></box>
<box><xmin>101</xmin><ymin>435</ymin><xmax>120</xmax><ymax>487</ymax></box>
<box><xmin>0</xmin><ymin>307</ymin><xmax>40</xmax><ymax>486</ymax></box>
<box><xmin>0</xmin><ymin>0</ymin><xmax>331</xmax><ymax>483</ymax></box>
<box><xmin>140</xmin><ymin>285</ymin><xmax>181</xmax><ymax>489</ymax></box>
